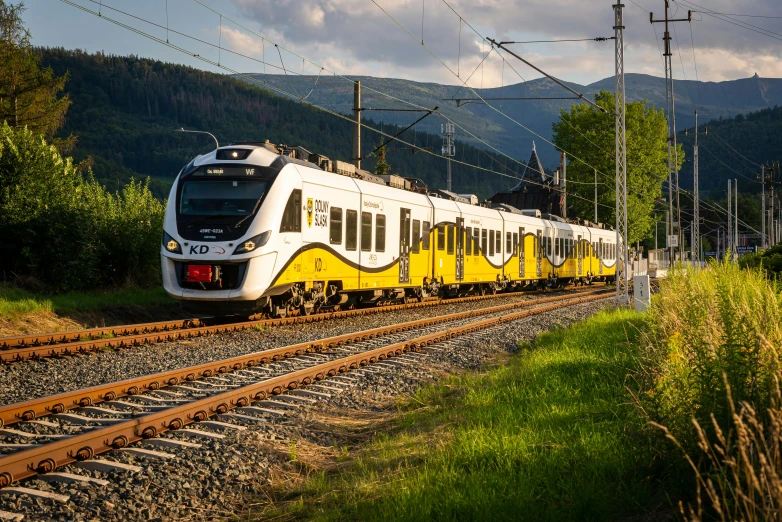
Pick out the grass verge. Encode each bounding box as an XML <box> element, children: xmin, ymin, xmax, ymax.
<box><xmin>0</xmin><ymin>285</ymin><xmax>174</xmax><ymax>319</ymax></box>
<box><xmin>263</xmin><ymin>308</ymin><xmax>669</xmax><ymax>521</ymax></box>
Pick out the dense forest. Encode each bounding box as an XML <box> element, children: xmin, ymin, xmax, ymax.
<box><xmin>678</xmin><ymin>106</ymin><xmax>782</xmax><ymax>197</ymax></box>
<box><xmin>40</xmin><ymin>48</ymin><xmax>528</xmax><ymax>199</ymax></box>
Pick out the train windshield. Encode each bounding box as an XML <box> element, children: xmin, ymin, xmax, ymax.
<box><xmin>179</xmin><ymin>180</ymin><xmax>268</xmax><ymax>216</ymax></box>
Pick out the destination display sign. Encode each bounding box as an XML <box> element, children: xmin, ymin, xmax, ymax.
<box><xmin>199</xmin><ymin>166</ymin><xmax>260</xmax><ymax>176</ymax></box>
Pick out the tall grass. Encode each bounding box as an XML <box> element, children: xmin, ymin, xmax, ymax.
<box><xmin>641</xmin><ymin>262</ymin><xmax>782</xmax><ymax>447</ymax></box>
<box><xmin>641</xmin><ymin>262</ymin><xmax>782</xmax><ymax>520</ymax></box>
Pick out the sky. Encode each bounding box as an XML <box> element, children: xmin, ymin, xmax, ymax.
<box><xmin>24</xmin><ymin>0</ymin><xmax>782</xmax><ymax>89</ymax></box>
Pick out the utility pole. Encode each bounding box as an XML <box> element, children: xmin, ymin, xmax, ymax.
<box><xmin>353</xmin><ymin>80</ymin><xmax>361</xmax><ymax>169</ymax></box>
<box><xmin>561</xmin><ymin>151</ymin><xmax>567</xmax><ymax>219</ymax></box>
<box><xmin>735</xmin><ymin>179</ymin><xmax>739</xmax><ymax>258</ymax></box>
<box><xmin>761</xmin><ymin>165</ymin><xmax>766</xmax><ymax>249</ymax></box>
<box><xmin>441</xmin><ymin>122</ymin><xmax>455</xmax><ymax>191</ymax></box>
<box><xmin>727</xmin><ymin>180</ymin><xmax>732</xmax><ymax>261</ymax></box>
<box><xmin>614</xmin><ymin>1</ymin><xmax>629</xmax><ymax>305</ymax></box>
<box><xmin>717</xmin><ymin>228</ymin><xmax>721</xmax><ymax>262</ymax></box>
<box><xmin>651</xmin><ymin>2</ymin><xmax>691</xmax><ymax>264</ymax></box>
<box><xmin>594</xmin><ymin>168</ymin><xmax>598</xmax><ymax>223</ymax></box>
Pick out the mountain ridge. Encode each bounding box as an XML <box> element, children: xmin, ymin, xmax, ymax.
<box><xmin>243</xmin><ymin>72</ymin><xmax>782</xmax><ymax>168</ymax></box>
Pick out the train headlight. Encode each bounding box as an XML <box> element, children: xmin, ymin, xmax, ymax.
<box><xmin>162</xmin><ymin>231</ymin><xmax>182</xmax><ymax>254</ymax></box>
<box><xmin>233</xmin><ymin>230</ymin><xmax>271</xmax><ymax>255</ymax></box>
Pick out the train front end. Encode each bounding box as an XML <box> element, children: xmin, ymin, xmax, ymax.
<box><xmin>160</xmin><ymin>145</ymin><xmax>290</xmax><ymax>315</ymax></box>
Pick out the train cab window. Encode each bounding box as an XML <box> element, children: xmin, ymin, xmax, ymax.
<box><xmin>466</xmin><ymin>227</ymin><xmax>472</xmax><ymax>255</ymax></box>
<box><xmin>279</xmin><ymin>189</ymin><xmax>302</xmax><ymax>232</ymax></box>
<box><xmin>506</xmin><ymin>232</ymin><xmax>512</xmax><ymax>254</ymax></box>
<box><xmin>437</xmin><ymin>225</ymin><xmax>445</xmax><ymax>251</ymax></box>
<box><xmin>361</xmin><ymin>212</ymin><xmax>372</xmax><ymax>252</ymax></box>
<box><xmin>495</xmin><ymin>231</ymin><xmax>501</xmax><ymax>255</ymax></box>
<box><xmin>346</xmin><ymin>210</ymin><xmax>358</xmax><ymax>251</ymax></box>
<box><xmin>330</xmin><ymin>207</ymin><xmax>342</xmax><ymax>245</ymax></box>
<box><xmin>376</xmin><ymin>214</ymin><xmax>386</xmax><ymax>252</ymax></box>
<box><xmin>489</xmin><ymin>230</ymin><xmax>495</xmax><ymax>256</ymax></box>
<box><xmin>412</xmin><ymin>220</ymin><xmax>421</xmax><ymax>254</ymax></box>
<box><xmin>481</xmin><ymin>229</ymin><xmax>488</xmax><ymax>254</ymax></box>
<box><xmin>422</xmin><ymin>221</ymin><xmax>431</xmax><ymax>250</ymax></box>
<box><xmin>447</xmin><ymin>225</ymin><xmax>455</xmax><ymax>255</ymax></box>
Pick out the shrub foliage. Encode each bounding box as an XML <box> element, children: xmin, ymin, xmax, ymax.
<box><xmin>0</xmin><ymin>122</ymin><xmax>163</xmax><ymax>290</ymax></box>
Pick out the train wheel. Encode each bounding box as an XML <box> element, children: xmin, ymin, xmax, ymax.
<box><xmin>274</xmin><ymin>305</ymin><xmax>288</xmax><ymax>318</ymax></box>
<box><xmin>479</xmin><ymin>285</ymin><xmax>487</xmax><ymax>296</ymax></box>
<box><xmin>300</xmin><ymin>303</ymin><xmax>314</xmax><ymax>316</ymax></box>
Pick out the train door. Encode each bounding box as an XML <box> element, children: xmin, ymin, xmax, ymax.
<box><xmin>536</xmin><ymin>230</ymin><xmax>543</xmax><ymax>277</ymax></box>
<box><xmin>518</xmin><ymin>227</ymin><xmax>525</xmax><ymax>278</ymax></box>
<box><xmin>456</xmin><ymin>217</ymin><xmax>464</xmax><ymax>281</ymax></box>
<box><xmin>598</xmin><ymin>238</ymin><xmax>604</xmax><ymax>275</ymax></box>
<box><xmin>577</xmin><ymin>235</ymin><xmax>583</xmax><ymax>275</ymax></box>
<box><xmin>399</xmin><ymin>208</ymin><xmax>411</xmax><ymax>284</ymax></box>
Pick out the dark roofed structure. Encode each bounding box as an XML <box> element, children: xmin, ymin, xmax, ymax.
<box><xmin>489</xmin><ymin>142</ymin><xmax>565</xmax><ymax>216</ymax></box>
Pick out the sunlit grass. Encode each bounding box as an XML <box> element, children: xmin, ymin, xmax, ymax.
<box><xmin>266</xmin><ymin>308</ymin><xmax>666</xmax><ymax>521</ymax></box>
<box><xmin>0</xmin><ymin>285</ymin><xmax>173</xmax><ymax>319</ymax></box>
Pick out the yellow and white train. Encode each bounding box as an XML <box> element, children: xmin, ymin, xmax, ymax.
<box><xmin>161</xmin><ymin>142</ymin><xmax>617</xmax><ymax>316</ymax></box>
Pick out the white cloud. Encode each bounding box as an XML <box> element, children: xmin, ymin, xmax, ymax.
<box><xmin>225</xmin><ymin>0</ymin><xmax>782</xmax><ymax>85</ymax></box>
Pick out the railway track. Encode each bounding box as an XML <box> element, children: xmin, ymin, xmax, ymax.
<box><xmin>0</xmin><ymin>284</ymin><xmax>607</xmax><ymax>364</ymax></box>
<box><xmin>0</xmin><ymin>290</ymin><xmax>611</xmax><ymax>491</ymax></box>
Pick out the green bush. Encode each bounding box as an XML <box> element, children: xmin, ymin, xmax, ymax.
<box><xmin>739</xmin><ymin>243</ymin><xmax>782</xmax><ymax>280</ymax></box>
<box><xmin>0</xmin><ymin>122</ymin><xmax>164</xmax><ymax>290</ymax></box>
<box><xmin>641</xmin><ymin>262</ymin><xmax>782</xmax><ymax>448</ymax></box>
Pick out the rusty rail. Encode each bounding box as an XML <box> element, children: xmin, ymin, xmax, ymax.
<box><xmin>0</xmin><ymin>285</ymin><xmax>606</xmax><ymax>364</ymax></box>
<box><xmin>0</xmin><ymin>292</ymin><xmax>612</xmax><ymax>487</ymax></box>
<box><xmin>0</xmin><ymin>290</ymin><xmax>608</xmax><ymax>428</ymax></box>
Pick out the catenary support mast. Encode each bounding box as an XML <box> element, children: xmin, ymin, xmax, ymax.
<box><xmin>614</xmin><ymin>2</ymin><xmax>629</xmax><ymax>305</ymax></box>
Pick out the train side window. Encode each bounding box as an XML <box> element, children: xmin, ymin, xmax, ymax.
<box><xmin>473</xmin><ymin>228</ymin><xmax>479</xmax><ymax>256</ymax></box>
<box><xmin>489</xmin><ymin>230</ymin><xmax>495</xmax><ymax>256</ymax></box>
<box><xmin>547</xmin><ymin>235</ymin><xmax>552</xmax><ymax>257</ymax></box>
<box><xmin>513</xmin><ymin>232</ymin><xmax>518</xmax><ymax>252</ymax></box>
<box><xmin>466</xmin><ymin>227</ymin><xmax>472</xmax><ymax>255</ymax></box>
<box><xmin>437</xmin><ymin>225</ymin><xmax>445</xmax><ymax>251</ymax></box>
<box><xmin>280</xmin><ymin>189</ymin><xmax>302</xmax><ymax>232</ymax></box>
<box><xmin>376</xmin><ymin>214</ymin><xmax>386</xmax><ymax>252</ymax></box>
<box><xmin>412</xmin><ymin>220</ymin><xmax>421</xmax><ymax>254</ymax></box>
<box><xmin>361</xmin><ymin>212</ymin><xmax>372</xmax><ymax>252</ymax></box>
<box><xmin>506</xmin><ymin>232</ymin><xmax>512</xmax><ymax>254</ymax></box>
<box><xmin>346</xmin><ymin>210</ymin><xmax>358</xmax><ymax>251</ymax></box>
<box><xmin>422</xmin><ymin>221</ymin><xmax>431</xmax><ymax>250</ymax></box>
<box><xmin>330</xmin><ymin>207</ymin><xmax>343</xmax><ymax>245</ymax></box>
<box><xmin>481</xmin><ymin>229</ymin><xmax>487</xmax><ymax>254</ymax></box>
<box><xmin>495</xmin><ymin>230</ymin><xmax>501</xmax><ymax>254</ymax></box>
<box><xmin>447</xmin><ymin>225</ymin><xmax>455</xmax><ymax>254</ymax></box>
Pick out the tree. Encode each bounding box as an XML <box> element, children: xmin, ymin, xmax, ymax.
<box><xmin>373</xmin><ymin>142</ymin><xmax>391</xmax><ymax>177</ymax></box>
<box><xmin>0</xmin><ymin>1</ymin><xmax>70</xmax><ymax>137</ymax></box>
<box><xmin>553</xmin><ymin>90</ymin><xmax>684</xmax><ymax>244</ymax></box>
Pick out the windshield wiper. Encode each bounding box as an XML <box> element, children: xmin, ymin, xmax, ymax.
<box><xmin>234</xmin><ymin>199</ymin><xmax>264</xmax><ymax>229</ymax></box>
<box><xmin>186</xmin><ymin>214</ymin><xmax>231</xmax><ymax>229</ymax></box>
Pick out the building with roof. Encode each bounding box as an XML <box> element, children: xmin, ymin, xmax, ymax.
<box><xmin>488</xmin><ymin>142</ymin><xmax>565</xmax><ymax>216</ymax></box>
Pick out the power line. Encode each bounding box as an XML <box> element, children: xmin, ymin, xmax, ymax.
<box><xmin>58</xmin><ymin>0</ymin><xmax>614</xmax><ymax>212</ymax></box>
<box><xmin>500</xmin><ymin>37</ymin><xmax>616</xmax><ymax>44</ymax></box>
<box><xmin>674</xmin><ymin>0</ymin><xmax>782</xmax><ymax>43</ymax></box>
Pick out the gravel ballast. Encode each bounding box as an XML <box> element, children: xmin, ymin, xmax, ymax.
<box><xmin>0</xmin><ymin>298</ymin><xmax>613</xmax><ymax>521</ymax></box>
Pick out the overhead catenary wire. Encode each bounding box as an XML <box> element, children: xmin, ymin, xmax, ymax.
<box><xmin>57</xmin><ymin>0</ymin><xmax>615</xmax><ymax>212</ymax></box>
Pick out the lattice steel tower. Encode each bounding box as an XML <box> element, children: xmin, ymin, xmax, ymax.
<box><xmin>441</xmin><ymin>122</ymin><xmax>455</xmax><ymax>191</ymax></box>
<box><xmin>614</xmin><ymin>2</ymin><xmax>629</xmax><ymax>305</ymax></box>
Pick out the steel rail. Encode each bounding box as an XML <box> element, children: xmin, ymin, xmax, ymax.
<box><xmin>0</xmin><ymin>290</ymin><xmax>607</xmax><ymax>428</ymax></box>
<box><xmin>0</xmin><ymin>293</ymin><xmax>611</xmax><ymax>487</ymax></box>
<box><xmin>0</xmin><ymin>285</ymin><xmax>606</xmax><ymax>363</ymax></box>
